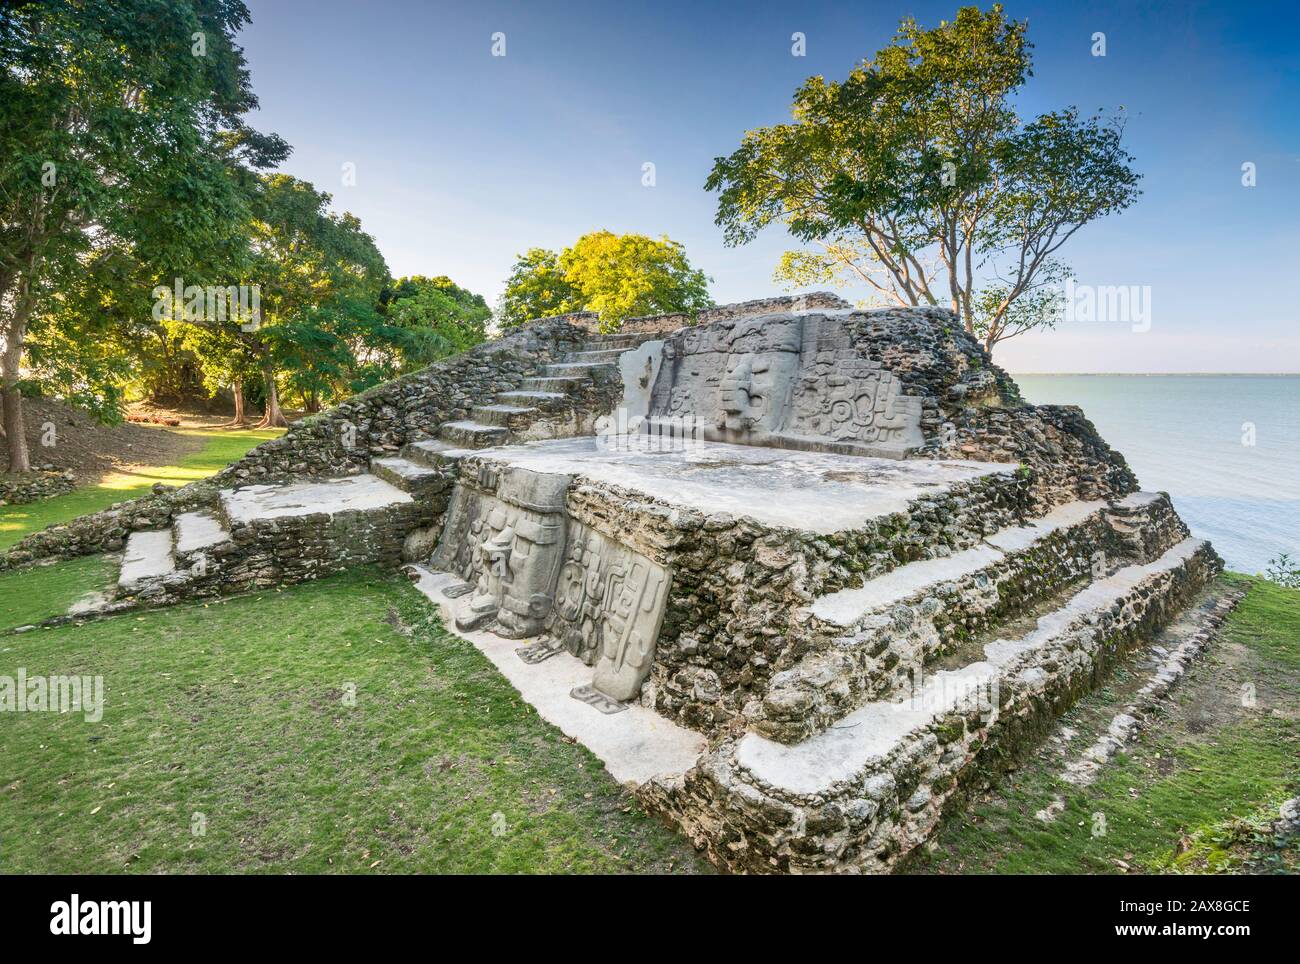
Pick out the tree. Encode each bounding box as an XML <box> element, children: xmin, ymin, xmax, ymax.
<box><xmin>244</xmin><ymin>174</ymin><xmax>388</xmax><ymax>424</ymax></box>
<box><xmin>559</xmin><ymin>232</ymin><xmax>712</xmax><ymax>330</ymax></box>
<box><xmin>0</xmin><ymin>0</ymin><xmax>286</xmax><ymax>471</ymax></box>
<box><xmin>706</xmin><ymin>4</ymin><xmax>1141</xmax><ymax>354</ymax></box>
<box><xmin>497</xmin><ymin>248</ymin><xmax>582</xmax><ymax>330</ymax></box>
<box><xmin>23</xmin><ymin>248</ymin><xmax>150</xmax><ymax>423</ymax></box>
<box><xmin>379</xmin><ymin>275</ymin><xmax>490</xmax><ymax>373</ymax></box>
<box><xmin>498</xmin><ymin>234</ymin><xmax>712</xmax><ymax>332</ymax></box>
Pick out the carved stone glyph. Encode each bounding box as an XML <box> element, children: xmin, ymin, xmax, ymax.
<box><xmin>430</xmin><ymin>465</ymin><xmax>570</xmax><ymax>638</ymax></box>
<box><xmin>430</xmin><ymin>463</ymin><xmax>672</xmax><ymax>704</ymax></box>
<box><xmin>649</xmin><ymin>311</ymin><xmax>924</xmax><ymax>457</ymax></box>
<box><xmin>549</xmin><ymin>521</ymin><xmax>670</xmax><ymax>702</ymax></box>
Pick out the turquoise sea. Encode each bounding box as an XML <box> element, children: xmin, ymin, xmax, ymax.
<box><xmin>1014</xmin><ymin>375</ymin><xmax>1300</xmax><ymax>576</ymax></box>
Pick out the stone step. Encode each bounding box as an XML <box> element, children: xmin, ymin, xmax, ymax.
<box><xmin>438</xmin><ymin>420</ymin><xmax>509</xmax><ymax>448</ymax></box>
<box><xmin>520</xmin><ymin>375</ymin><xmax>586</xmax><ymax>392</ymax></box>
<box><xmin>495</xmin><ymin>389</ymin><xmax>570</xmax><ymax>412</ymax></box>
<box><xmin>752</xmin><ymin>492</ymin><xmax>1173</xmax><ymax>743</ymax></box>
<box><xmin>471</xmin><ymin>402</ymin><xmax>540</xmax><ymax>428</ymax></box>
<box><xmin>583</xmin><ymin>334</ymin><xmax>643</xmax><ymax>349</ymax></box>
<box><xmin>172</xmin><ymin>510</ymin><xmax>231</xmax><ymax>565</ymax></box>
<box><xmin>564</xmin><ymin>348</ymin><xmax>630</xmax><ymax>363</ymax></box>
<box><xmin>370</xmin><ymin>456</ymin><xmax>445</xmax><ymax>496</ymax></box>
<box><xmin>118</xmin><ymin>529</ymin><xmax>177</xmax><ymax>591</ymax></box>
<box><xmin>546</xmin><ymin>361</ymin><xmax>617</xmax><ymax>375</ymax></box>
<box><xmin>220</xmin><ymin>474</ymin><xmax>413</xmax><ymax>524</ymax></box>
<box><xmin>401</xmin><ymin>438</ymin><xmax>471</xmax><ymax>468</ymax></box>
<box><xmin>661</xmin><ymin>537</ymin><xmax>1219</xmax><ymax>874</ymax></box>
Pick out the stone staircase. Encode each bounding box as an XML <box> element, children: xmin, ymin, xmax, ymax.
<box><xmin>108</xmin><ymin>332</ymin><xmax>647</xmax><ymax>606</ymax></box>
<box><xmin>749</xmin><ymin>491</ymin><xmax>1182</xmax><ymax>742</ymax></box>
<box><xmin>645</xmin><ymin>493</ymin><xmax>1221</xmax><ymax>874</ymax></box>
<box><xmin>114</xmin><ymin>472</ymin><xmax>433</xmax><ymax>602</ymax></box>
<box><xmin>430</xmin><ymin>333</ymin><xmax>646</xmax><ymax>450</ymax></box>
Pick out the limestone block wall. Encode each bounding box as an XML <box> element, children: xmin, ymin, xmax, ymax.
<box><xmin>563</xmin><ymin>469</ymin><xmax>1032</xmax><ymax>734</ymax></box>
<box><xmin>566</xmin><ymin>293</ymin><xmax>851</xmax><ymax>337</ymax></box>
<box><xmin>124</xmin><ymin>497</ymin><xmax>446</xmax><ymax>608</ymax></box>
<box><xmin>642</xmin><ymin>540</ymin><xmax>1222</xmax><ymax>874</ymax></box>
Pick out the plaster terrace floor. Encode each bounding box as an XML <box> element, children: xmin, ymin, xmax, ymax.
<box><xmin>221</xmin><ymin>474</ymin><xmax>411</xmax><ymax>524</ymax></box>
<box><xmin>469</xmin><ymin>435</ymin><xmax>1016</xmax><ymax>534</ymax></box>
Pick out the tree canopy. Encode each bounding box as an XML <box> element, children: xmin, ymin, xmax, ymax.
<box><xmin>1</xmin><ymin>1</ymin><xmax>492</xmax><ymax>454</ymax></box>
<box><xmin>498</xmin><ymin>232</ymin><xmax>712</xmax><ymax>331</ymax></box>
<box><xmin>0</xmin><ymin>0</ymin><xmax>287</xmax><ymax>467</ymax></box>
<box><xmin>706</xmin><ymin>4</ymin><xmax>1142</xmax><ymax>353</ymax></box>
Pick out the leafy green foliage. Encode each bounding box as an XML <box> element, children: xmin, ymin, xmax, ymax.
<box><xmin>1263</xmin><ymin>554</ymin><xmax>1300</xmax><ymax>591</ymax></box>
<box><xmin>497</xmin><ymin>248</ymin><xmax>583</xmax><ymax>330</ymax></box>
<box><xmin>379</xmin><ymin>275</ymin><xmax>491</xmax><ymax>372</ymax></box>
<box><xmin>706</xmin><ymin>3</ymin><xmax>1141</xmax><ymax>353</ymax></box>
<box><xmin>498</xmin><ymin>234</ymin><xmax>712</xmax><ymax>331</ymax></box>
<box><xmin>0</xmin><ymin>0</ymin><xmax>288</xmax><ymax>466</ymax></box>
<box><xmin>560</xmin><ymin>231</ymin><xmax>712</xmax><ymax>331</ymax></box>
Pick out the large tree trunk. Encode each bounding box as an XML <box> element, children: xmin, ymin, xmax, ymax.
<box><xmin>2</xmin><ymin>286</ymin><xmax>34</xmax><ymax>474</ymax></box>
<box><xmin>256</xmin><ymin>370</ymin><xmax>288</xmax><ymax>428</ymax></box>
<box><xmin>2</xmin><ymin>360</ymin><xmax>30</xmax><ymax>474</ymax></box>
<box><xmin>228</xmin><ymin>380</ymin><xmax>248</xmax><ymax>426</ymax></box>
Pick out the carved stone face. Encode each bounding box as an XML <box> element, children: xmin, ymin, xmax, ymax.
<box><xmin>716</xmin><ymin>317</ymin><xmax>802</xmax><ymax>436</ymax></box>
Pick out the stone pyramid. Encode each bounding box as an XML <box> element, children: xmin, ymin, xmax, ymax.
<box><xmin>13</xmin><ymin>292</ymin><xmax>1222</xmax><ymax>873</ymax></box>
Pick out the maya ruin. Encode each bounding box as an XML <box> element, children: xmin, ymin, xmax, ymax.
<box><xmin>10</xmin><ymin>292</ymin><xmax>1233</xmax><ymax>874</ymax></box>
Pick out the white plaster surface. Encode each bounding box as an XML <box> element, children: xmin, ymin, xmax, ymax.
<box><xmin>498</xmin><ymin>390</ymin><xmax>566</xmax><ymax>400</ymax></box>
<box><xmin>810</xmin><ymin>498</ymin><xmax>1106</xmax><ymax>627</ymax></box>
<box><xmin>476</xmin><ymin>404</ymin><xmax>537</xmax><ymax>416</ymax></box>
<box><xmin>405</xmin><ymin>439</ymin><xmax>472</xmax><ymax>461</ymax></box>
<box><xmin>617</xmin><ymin>339</ymin><xmax>664</xmax><ymax>421</ymax></box>
<box><xmin>173</xmin><ymin>510</ymin><xmax>230</xmax><ymax>554</ymax></box>
<box><xmin>469</xmin><ymin>435</ymin><xmax>1015</xmax><ymax>534</ymax></box>
<box><xmin>220</xmin><ymin>474</ymin><xmax>411</xmax><ymax>524</ymax></box>
<box><xmin>118</xmin><ymin>529</ymin><xmax>176</xmax><ymax>587</ymax></box>
<box><xmin>409</xmin><ymin>566</ymin><xmax>706</xmax><ymax>786</ymax></box>
<box><xmin>734</xmin><ymin>538</ymin><xmax>1206</xmax><ymax>796</ymax></box>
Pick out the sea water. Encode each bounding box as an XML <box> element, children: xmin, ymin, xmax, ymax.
<box><xmin>1015</xmin><ymin>375</ymin><xmax>1299</xmax><ymax>575</ymax></box>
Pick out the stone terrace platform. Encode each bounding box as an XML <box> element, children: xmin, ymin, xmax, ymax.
<box><xmin>459</xmin><ymin>434</ymin><xmax>1016</xmax><ymax>535</ymax></box>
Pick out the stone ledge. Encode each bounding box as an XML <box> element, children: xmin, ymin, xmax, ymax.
<box><xmin>643</xmin><ymin>538</ymin><xmax>1221</xmax><ymax>873</ymax></box>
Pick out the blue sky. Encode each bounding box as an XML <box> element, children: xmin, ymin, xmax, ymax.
<box><xmin>239</xmin><ymin>0</ymin><xmax>1300</xmax><ymax>372</ymax></box>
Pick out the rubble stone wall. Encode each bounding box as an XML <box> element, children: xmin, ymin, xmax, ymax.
<box><xmin>0</xmin><ymin>469</ymin><xmax>77</xmax><ymax>505</ymax></box>
<box><xmin>641</xmin><ymin>540</ymin><xmax>1221</xmax><ymax>874</ymax></box>
<box><xmin>563</xmin><ymin>468</ymin><xmax>1032</xmax><ymax>734</ymax></box>
<box><xmin>121</xmin><ymin>498</ymin><xmax>445</xmax><ymax>610</ymax></box>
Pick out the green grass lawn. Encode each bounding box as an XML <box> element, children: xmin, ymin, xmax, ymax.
<box><xmin>0</xmin><ymin>568</ymin><xmax>709</xmax><ymax>874</ymax></box>
<box><xmin>1</xmin><ymin>511</ymin><xmax>1294</xmax><ymax>873</ymax></box>
<box><xmin>0</xmin><ymin>554</ymin><xmax>115</xmax><ymax>629</ymax></box>
<box><xmin>917</xmin><ymin>576</ymin><xmax>1300</xmax><ymax>875</ymax></box>
<box><xmin>0</xmin><ymin>427</ymin><xmax>281</xmax><ymax>550</ymax></box>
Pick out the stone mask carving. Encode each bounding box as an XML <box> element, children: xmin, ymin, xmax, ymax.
<box><xmin>714</xmin><ymin>317</ymin><xmax>802</xmax><ymax>441</ymax></box>
<box><xmin>448</xmin><ymin>468</ymin><xmax>569</xmax><ymax>638</ymax></box>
